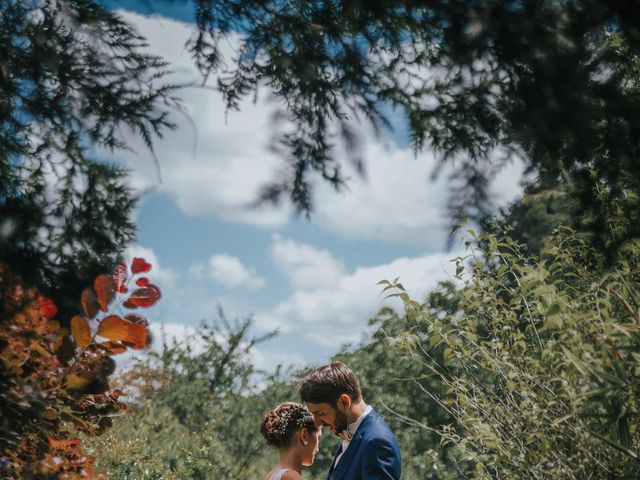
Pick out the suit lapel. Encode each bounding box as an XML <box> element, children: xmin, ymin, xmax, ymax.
<box><xmin>330</xmin><ymin>411</ymin><xmax>378</xmax><ymax>480</ymax></box>
<box><xmin>327</xmin><ymin>442</ymin><xmax>343</xmax><ymax>480</ymax></box>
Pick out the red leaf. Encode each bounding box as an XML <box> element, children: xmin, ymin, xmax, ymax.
<box><xmin>131</xmin><ymin>257</ymin><xmax>152</xmax><ymax>274</ymax></box>
<box><xmin>110</xmin><ymin>389</ymin><xmax>124</xmax><ymax>400</ymax></box>
<box><xmin>97</xmin><ymin>315</ymin><xmax>148</xmax><ymax>349</ymax></box>
<box><xmin>94</xmin><ymin>274</ymin><xmax>116</xmax><ymax>312</ymax></box>
<box><xmin>81</xmin><ymin>288</ymin><xmax>100</xmax><ymax>318</ymax></box>
<box><xmin>39</xmin><ymin>296</ymin><xmax>58</xmax><ymax>319</ymax></box>
<box><xmin>135</xmin><ymin>277</ymin><xmax>149</xmax><ymax>287</ymax></box>
<box><xmin>122</xmin><ymin>299</ymin><xmax>137</xmax><ymax>309</ymax></box>
<box><xmin>124</xmin><ymin>284</ymin><xmax>161</xmax><ymax>309</ymax></box>
<box><xmin>113</xmin><ymin>262</ymin><xmax>128</xmax><ymax>293</ymax></box>
<box><xmin>70</xmin><ymin>315</ymin><xmax>91</xmax><ymax>348</ymax></box>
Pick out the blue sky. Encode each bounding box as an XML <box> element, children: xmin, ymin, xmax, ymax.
<box><xmin>102</xmin><ymin>1</ymin><xmax>524</xmax><ymax>370</ymax></box>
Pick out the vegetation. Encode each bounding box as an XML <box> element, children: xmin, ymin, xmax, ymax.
<box><xmin>89</xmin><ymin>227</ymin><xmax>640</xmax><ymax>479</ymax></box>
<box><xmin>381</xmin><ymin>225</ymin><xmax>640</xmax><ymax>478</ymax></box>
<box><xmin>185</xmin><ymin>0</ymin><xmax>640</xmax><ymax>237</ymax></box>
<box><xmin>3</xmin><ymin>1</ymin><xmax>640</xmax><ymax>479</ymax></box>
<box><xmin>88</xmin><ymin>312</ymin><xmax>290</xmax><ymax>479</ymax></box>
<box><xmin>0</xmin><ymin>0</ymin><xmax>178</xmax><ymax>310</ymax></box>
<box><xmin>0</xmin><ymin>258</ymin><xmax>161</xmax><ymax>478</ymax></box>
<box><xmin>1</xmin><ymin>3</ymin><xmax>173</xmax><ymax>476</ymax></box>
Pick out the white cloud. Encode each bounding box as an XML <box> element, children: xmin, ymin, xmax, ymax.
<box><xmin>124</xmin><ymin>244</ymin><xmax>177</xmax><ymax>288</ymax></box>
<box><xmin>313</xmin><ymin>141</ymin><xmax>525</xmax><ymax>248</ymax></box>
<box><xmin>250</xmin><ymin>346</ymin><xmax>305</xmax><ymax>373</ymax></box>
<box><xmin>110</xmin><ymin>10</ymin><xmax>523</xmax><ymax>248</ymax></box>
<box><xmin>256</xmin><ymin>238</ymin><xmax>461</xmax><ymax>348</ymax></box>
<box><xmin>201</xmin><ymin>254</ymin><xmax>266</xmax><ymax>290</ymax></box>
<box><xmin>110</xmin><ymin>11</ymin><xmax>290</xmax><ymax>227</ymax></box>
<box><xmin>270</xmin><ymin>235</ymin><xmax>346</xmax><ymax>290</ymax></box>
<box><xmin>148</xmin><ymin>322</ymin><xmax>201</xmax><ymax>352</ymax></box>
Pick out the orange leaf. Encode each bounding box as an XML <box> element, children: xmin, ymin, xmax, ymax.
<box><xmin>31</xmin><ymin>342</ymin><xmax>51</xmax><ymax>357</ymax></box>
<box><xmin>124</xmin><ymin>313</ymin><xmax>148</xmax><ymax>326</ymax></box>
<box><xmin>81</xmin><ymin>288</ymin><xmax>100</xmax><ymax>318</ymax></box>
<box><xmin>97</xmin><ymin>315</ymin><xmax>148</xmax><ymax>349</ymax></box>
<box><xmin>97</xmin><ymin>341</ymin><xmax>127</xmax><ymax>355</ymax></box>
<box><xmin>65</xmin><ymin>374</ymin><xmax>92</xmax><ymax>391</ymax></box>
<box><xmin>70</xmin><ymin>315</ymin><xmax>91</xmax><ymax>348</ymax></box>
<box><xmin>43</xmin><ymin>408</ymin><xmax>58</xmax><ymax>420</ymax></box>
<box><xmin>94</xmin><ymin>275</ymin><xmax>116</xmax><ymax>312</ymax></box>
<box><xmin>47</xmin><ymin>436</ymin><xmax>80</xmax><ymax>449</ymax></box>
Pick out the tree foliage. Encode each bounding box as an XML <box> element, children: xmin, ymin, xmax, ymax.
<box><xmin>0</xmin><ymin>258</ymin><xmax>161</xmax><ymax>479</ymax></box>
<box><xmin>5</xmin><ymin>1</ymin><xmax>640</xmax><ymax>478</ymax></box>
<box><xmin>329</xmin><ymin>306</ymin><xmax>468</xmax><ymax>479</ymax></box>
<box><xmin>183</xmin><ymin>0</ymin><xmax>640</xmax><ymax>237</ymax></box>
<box><xmin>0</xmin><ymin>0</ymin><xmax>178</xmax><ymax>309</ymax></box>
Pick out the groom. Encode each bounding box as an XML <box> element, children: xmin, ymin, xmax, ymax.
<box><xmin>299</xmin><ymin>362</ymin><xmax>401</xmax><ymax>480</ymax></box>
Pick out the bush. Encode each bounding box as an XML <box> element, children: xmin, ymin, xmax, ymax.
<box><xmin>88</xmin><ymin>311</ymin><xmax>289</xmax><ymax>479</ymax></box>
<box><xmin>385</xmin><ymin>228</ymin><xmax>640</xmax><ymax>478</ymax></box>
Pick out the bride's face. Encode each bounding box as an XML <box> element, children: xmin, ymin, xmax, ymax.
<box><xmin>301</xmin><ymin>427</ymin><xmax>322</xmax><ymax>467</ymax></box>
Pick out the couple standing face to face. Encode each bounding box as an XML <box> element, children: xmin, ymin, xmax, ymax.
<box><xmin>261</xmin><ymin>362</ymin><xmax>402</xmax><ymax>480</ymax></box>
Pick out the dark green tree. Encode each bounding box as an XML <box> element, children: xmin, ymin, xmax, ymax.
<box><xmin>182</xmin><ymin>0</ymin><xmax>640</xmax><ymax>253</ymax></box>
<box><xmin>0</xmin><ymin>0</ymin><xmax>178</xmax><ymax>313</ymax></box>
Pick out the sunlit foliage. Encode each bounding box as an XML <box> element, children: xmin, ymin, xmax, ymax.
<box><xmin>88</xmin><ymin>310</ymin><xmax>285</xmax><ymax>479</ymax></box>
<box><xmin>384</xmin><ymin>227</ymin><xmax>640</xmax><ymax>478</ymax></box>
<box><xmin>0</xmin><ymin>258</ymin><xmax>160</xmax><ymax>479</ymax></box>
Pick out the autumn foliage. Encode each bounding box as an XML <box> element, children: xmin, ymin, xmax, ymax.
<box><xmin>0</xmin><ymin>259</ymin><xmax>161</xmax><ymax>479</ymax></box>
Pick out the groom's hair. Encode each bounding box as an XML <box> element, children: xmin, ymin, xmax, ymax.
<box><xmin>299</xmin><ymin>362</ymin><xmax>362</xmax><ymax>406</ymax></box>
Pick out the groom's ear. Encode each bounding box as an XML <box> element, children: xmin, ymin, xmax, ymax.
<box><xmin>337</xmin><ymin>394</ymin><xmax>351</xmax><ymax>410</ymax></box>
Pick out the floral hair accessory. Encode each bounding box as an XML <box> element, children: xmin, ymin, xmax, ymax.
<box><xmin>278</xmin><ymin>411</ymin><xmax>314</xmax><ymax>437</ymax></box>
<box><xmin>278</xmin><ymin>411</ymin><xmax>292</xmax><ymax>436</ymax></box>
<box><xmin>296</xmin><ymin>413</ymin><xmax>314</xmax><ymax>427</ymax></box>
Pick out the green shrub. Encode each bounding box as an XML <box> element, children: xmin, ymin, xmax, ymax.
<box><xmin>384</xmin><ymin>228</ymin><xmax>640</xmax><ymax>478</ymax></box>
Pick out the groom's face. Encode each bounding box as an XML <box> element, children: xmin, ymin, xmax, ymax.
<box><xmin>305</xmin><ymin>401</ymin><xmax>349</xmax><ymax>437</ymax></box>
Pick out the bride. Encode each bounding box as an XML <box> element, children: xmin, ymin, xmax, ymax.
<box><xmin>261</xmin><ymin>402</ymin><xmax>322</xmax><ymax>480</ymax></box>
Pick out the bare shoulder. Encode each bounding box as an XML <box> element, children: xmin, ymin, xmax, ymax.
<box><xmin>282</xmin><ymin>470</ymin><xmax>303</xmax><ymax>480</ymax></box>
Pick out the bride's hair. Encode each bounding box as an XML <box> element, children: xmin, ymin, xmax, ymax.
<box><xmin>261</xmin><ymin>402</ymin><xmax>317</xmax><ymax>448</ymax></box>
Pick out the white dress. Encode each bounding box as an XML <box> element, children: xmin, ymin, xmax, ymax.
<box><xmin>271</xmin><ymin>469</ymin><xmax>288</xmax><ymax>480</ymax></box>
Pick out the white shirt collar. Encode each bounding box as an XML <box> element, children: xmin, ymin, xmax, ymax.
<box><xmin>345</xmin><ymin>404</ymin><xmax>373</xmax><ymax>440</ymax></box>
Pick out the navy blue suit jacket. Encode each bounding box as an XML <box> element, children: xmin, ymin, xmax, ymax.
<box><xmin>327</xmin><ymin>409</ymin><xmax>401</xmax><ymax>480</ymax></box>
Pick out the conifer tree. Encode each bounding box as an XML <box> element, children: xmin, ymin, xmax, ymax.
<box><xmin>0</xmin><ymin>0</ymin><xmax>178</xmax><ymax>310</ymax></box>
<box><xmin>185</xmin><ymin>0</ymin><xmax>640</xmax><ymax>252</ymax></box>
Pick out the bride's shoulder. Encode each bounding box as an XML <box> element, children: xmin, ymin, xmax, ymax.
<box><xmin>282</xmin><ymin>470</ymin><xmax>302</xmax><ymax>480</ymax></box>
